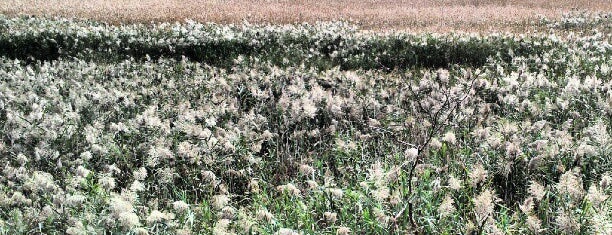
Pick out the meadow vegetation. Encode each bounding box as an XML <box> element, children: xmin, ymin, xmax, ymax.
<box><xmin>0</xmin><ymin>12</ymin><xmax>611</xmax><ymax>234</ymax></box>
<box><xmin>0</xmin><ymin>0</ymin><xmax>611</xmax><ymax>32</ymax></box>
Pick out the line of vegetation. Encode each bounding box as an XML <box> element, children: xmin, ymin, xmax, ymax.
<box><xmin>0</xmin><ymin>16</ymin><xmax>576</xmax><ymax>69</ymax></box>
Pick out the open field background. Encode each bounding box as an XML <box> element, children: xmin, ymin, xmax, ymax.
<box><xmin>1</xmin><ymin>0</ymin><xmax>611</xmax><ymax>32</ymax></box>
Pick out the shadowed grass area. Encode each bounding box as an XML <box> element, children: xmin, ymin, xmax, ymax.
<box><xmin>0</xmin><ymin>16</ymin><xmax>573</xmax><ymax>69</ymax></box>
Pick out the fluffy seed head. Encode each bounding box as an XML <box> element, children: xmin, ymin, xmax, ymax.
<box><xmin>526</xmin><ymin>215</ymin><xmax>542</xmax><ymax>233</ymax></box>
<box><xmin>473</xmin><ymin>189</ymin><xmax>497</xmax><ymax>223</ymax></box>
<box><xmin>528</xmin><ymin>181</ymin><xmax>547</xmax><ymax>201</ymax></box>
<box><xmin>448</xmin><ymin>175</ymin><xmax>463</xmax><ymax>190</ymax></box>
<box><xmin>556</xmin><ymin>168</ymin><xmax>584</xmax><ymax>199</ymax></box>
<box><xmin>336</xmin><ymin>226</ymin><xmax>351</xmax><ymax>235</ymax></box>
<box><xmin>404</xmin><ymin>147</ymin><xmax>418</xmax><ymax>162</ymax></box>
<box><xmin>173</xmin><ymin>201</ymin><xmax>189</xmax><ymax>213</ymax></box>
<box><xmin>277</xmin><ymin>183</ymin><xmax>301</xmax><ymax>197</ymax></box>
<box><xmin>469</xmin><ymin>164</ymin><xmax>488</xmax><ymax>187</ymax></box>
<box><xmin>442</xmin><ymin>131</ymin><xmax>457</xmax><ymax>145</ymax></box>
<box><xmin>438</xmin><ymin>195</ymin><xmax>456</xmax><ymax>217</ymax></box>
<box><xmin>323</xmin><ymin>212</ymin><xmax>337</xmax><ymax>224</ymax></box>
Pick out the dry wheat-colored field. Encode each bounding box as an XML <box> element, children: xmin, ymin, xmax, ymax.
<box><xmin>1</xmin><ymin>0</ymin><xmax>610</xmax><ymax>32</ymax></box>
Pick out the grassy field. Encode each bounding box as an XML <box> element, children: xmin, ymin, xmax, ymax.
<box><xmin>0</xmin><ymin>0</ymin><xmax>612</xmax><ymax>235</ymax></box>
<box><xmin>1</xmin><ymin>0</ymin><xmax>610</xmax><ymax>32</ymax></box>
<box><xmin>0</xmin><ymin>6</ymin><xmax>610</xmax><ymax>235</ymax></box>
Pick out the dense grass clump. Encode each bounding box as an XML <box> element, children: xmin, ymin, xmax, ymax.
<box><xmin>0</xmin><ymin>14</ymin><xmax>610</xmax><ymax>234</ymax></box>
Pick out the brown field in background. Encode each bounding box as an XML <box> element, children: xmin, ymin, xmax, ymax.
<box><xmin>1</xmin><ymin>0</ymin><xmax>610</xmax><ymax>32</ymax></box>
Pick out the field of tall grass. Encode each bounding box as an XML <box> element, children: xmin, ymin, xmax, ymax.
<box><xmin>1</xmin><ymin>0</ymin><xmax>610</xmax><ymax>32</ymax></box>
<box><xmin>0</xmin><ymin>12</ymin><xmax>611</xmax><ymax>234</ymax></box>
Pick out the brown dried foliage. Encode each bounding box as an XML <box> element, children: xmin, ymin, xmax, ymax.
<box><xmin>1</xmin><ymin>0</ymin><xmax>610</xmax><ymax>32</ymax></box>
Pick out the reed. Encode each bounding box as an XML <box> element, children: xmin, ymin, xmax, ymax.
<box><xmin>1</xmin><ymin>0</ymin><xmax>609</xmax><ymax>31</ymax></box>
